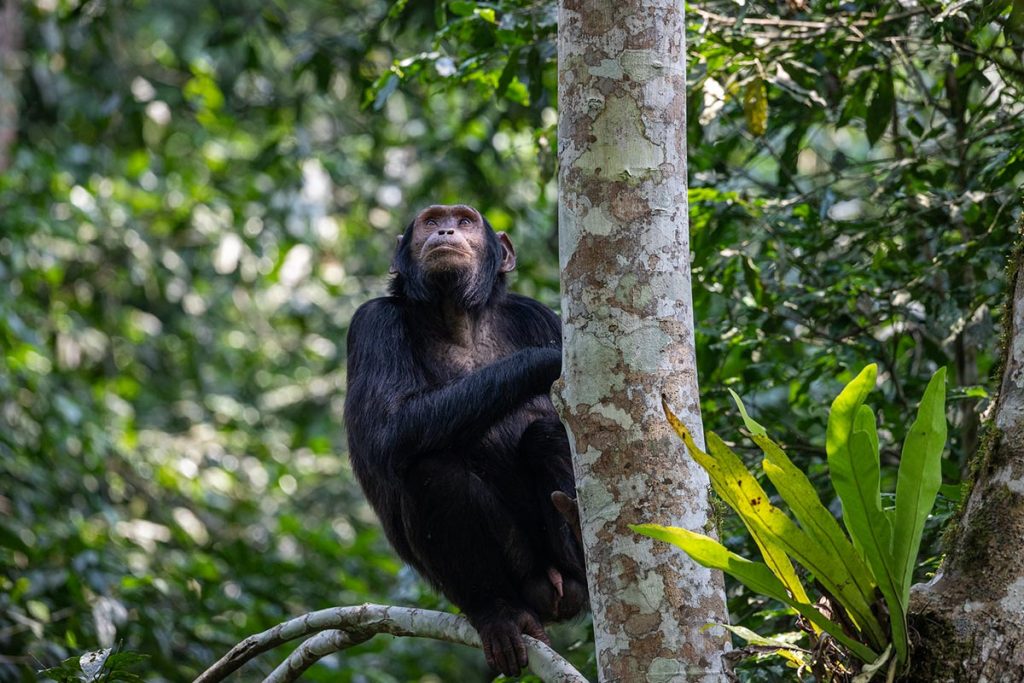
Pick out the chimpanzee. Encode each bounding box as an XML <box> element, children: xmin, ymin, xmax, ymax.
<box><xmin>344</xmin><ymin>204</ymin><xmax>587</xmax><ymax>675</ymax></box>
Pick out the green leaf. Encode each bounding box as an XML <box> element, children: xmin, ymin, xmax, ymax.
<box><xmin>387</xmin><ymin>0</ymin><xmax>410</xmax><ymax>20</ymax></box>
<box><xmin>827</xmin><ymin>365</ymin><xmax>907</xmax><ymax>662</ymax></box>
<box><xmin>373</xmin><ymin>74</ymin><xmax>400</xmax><ymax>111</ymax></box>
<box><xmin>665</xmin><ymin>399</ymin><xmax>883</xmax><ymax>642</ymax></box>
<box><xmin>743</xmin><ymin>77</ymin><xmax>768</xmax><ymax>137</ymax></box>
<box><xmin>827</xmin><ymin>366</ymin><xmax>884</xmax><ymax>545</ymax></box>
<box><xmin>728</xmin><ymin>388</ymin><xmax>767</xmax><ymax>436</ymax></box>
<box><xmin>633</xmin><ymin>524</ymin><xmax>879</xmax><ymax>663</ymax></box>
<box><xmin>730</xmin><ymin>390</ymin><xmax>883</xmax><ymax>644</ymax></box>
<box><xmin>893</xmin><ymin>367</ymin><xmax>947</xmax><ymax>604</ymax></box>
<box><xmin>742</xmin><ymin>257</ymin><xmax>765</xmax><ymax>307</ymax></box>
<box><xmin>663</xmin><ymin>400</ymin><xmax>809</xmax><ymax>605</ymax></box>
<box><xmin>718</xmin><ymin>623</ymin><xmax>804</xmax><ymax>650</ymax></box>
<box><xmin>448</xmin><ymin>0</ymin><xmax>475</xmax><ymax>16</ymax></box>
<box><xmin>634</xmin><ymin>524</ymin><xmax>789</xmax><ymax>602</ymax></box>
<box><xmin>496</xmin><ymin>49</ymin><xmax>520</xmax><ymax>99</ymax></box>
<box><xmin>939</xmin><ymin>483</ymin><xmax>963</xmax><ymax>502</ymax></box>
<box><xmin>866</xmin><ymin>71</ymin><xmax>893</xmax><ymax>146</ymax></box>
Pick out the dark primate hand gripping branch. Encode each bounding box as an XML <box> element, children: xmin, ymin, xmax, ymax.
<box><xmin>344</xmin><ymin>204</ymin><xmax>588</xmax><ymax>676</ymax></box>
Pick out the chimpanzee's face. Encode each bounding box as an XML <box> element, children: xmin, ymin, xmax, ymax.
<box><xmin>410</xmin><ymin>204</ymin><xmax>488</xmax><ymax>276</ymax></box>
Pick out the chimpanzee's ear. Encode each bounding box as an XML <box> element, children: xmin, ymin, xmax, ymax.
<box><xmin>388</xmin><ymin>234</ymin><xmax>403</xmax><ymax>275</ymax></box>
<box><xmin>496</xmin><ymin>232</ymin><xmax>517</xmax><ymax>273</ymax></box>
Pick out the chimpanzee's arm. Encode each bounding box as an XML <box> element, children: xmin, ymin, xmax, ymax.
<box><xmin>345</xmin><ymin>299</ymin><xmax>560</xmax><ymax>471</ymax></box>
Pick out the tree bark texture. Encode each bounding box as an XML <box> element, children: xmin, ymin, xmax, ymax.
<box><xmin>0</xmin><ymin>0</ymin><xmax>21</xmax><ymax>172</ymax></box>
<box><xmin>556</xmin><ymin>2</ymin><xmax>730</xmax><ymax>681</ymax></box>
<box><xmin>907</xmin><ymin>242</ymin><xmax>1024</xmax><ymax>681</ymax></box>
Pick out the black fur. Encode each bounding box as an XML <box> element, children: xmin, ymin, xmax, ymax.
<box><xmin>345</xmin><ymin>215</ymin><xmax>587</xmax><ymax>675</ymax></box>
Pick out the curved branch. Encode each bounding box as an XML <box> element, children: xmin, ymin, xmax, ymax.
<box><xmin>192</xmin><ymin>603</ymin><xmax>588</xmax><ymax>683</ymax></box>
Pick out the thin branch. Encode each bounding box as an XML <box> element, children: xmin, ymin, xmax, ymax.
<box><xmin>265</xmin><ymin>630</ymin><xmax>364</xmax><ymax>682</ymax></box>
<box><xmin>692</xmin><ymin>6</ymin><xmax>927</xmax><ymax>31</ymax></box>
<box><xmin>192</xmin><ymin>603</ymin><xmax>589</xmax><ymax>683</ymax></box>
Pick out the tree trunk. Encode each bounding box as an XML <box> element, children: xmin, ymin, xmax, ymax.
<box><xmin>556</xmin><ymin>2</ymin><xmax>730</xmax><ymax>681</ymax></box>
<box><xmin>0</xmin><ymin>0</ymin><xmax>21</xmax><ymax>172</ymax></box>
<box><xmin>907</xmin><ymin>241</ymin><xmax>1024</xmax><ymax>680</ymax></box>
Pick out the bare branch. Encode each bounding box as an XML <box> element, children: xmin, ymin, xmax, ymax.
<box><xmin>264</xmin><ymin>630</ymin><xmax>363</xmax><ymax>682</ymax></box>
<box><xmin>192</xmin><ymin>603</ymin><xmax>589</xmax><ymax>683</ymax></box>
<box><xmin>692</xmin><ymin>6</ymin><xmax>926</xmax><ymax>31</ymax></box>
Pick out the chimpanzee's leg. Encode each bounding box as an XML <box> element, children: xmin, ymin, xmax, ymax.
<box><xmin>516</xmin><ymin>417</ymin><xmax>589</xmax><ymax>620</ymax></box>
<box><xmin>401</xmin><ymin>457</ymin><xmax>548</xmax><ymax>675</ymax></box>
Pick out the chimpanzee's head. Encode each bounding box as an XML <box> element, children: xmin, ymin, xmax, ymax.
<box><xmin>389</xmin><ymin>204</ymin><xmax>516</xmax><ymax>309</ymax></box>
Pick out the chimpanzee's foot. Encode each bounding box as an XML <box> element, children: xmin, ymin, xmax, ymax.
<box><xmin>476</xmin><ymin>611</ymin><xmax>549</xmax><ymax>676</ymax></box>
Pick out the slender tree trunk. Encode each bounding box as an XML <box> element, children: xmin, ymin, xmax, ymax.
<box><xmin>556</xmin><ymin>2</ymin><xmax>730</xmax><ymax>681</ymax></box>
<box><xmin>0</xmin><ymin>0</ymin><xmax>21</xmax><ymax>172</ymax></box>
<box><xmin>907</xmin><ymin>240</ymin><xmax>1024</xmax><ymax>680</ymax></box>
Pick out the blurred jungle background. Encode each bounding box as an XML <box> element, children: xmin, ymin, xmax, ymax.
<box><xmin>1</xmin><ymin>0</ymin><xmax>1022</xmax><ymax>680</ymax></box>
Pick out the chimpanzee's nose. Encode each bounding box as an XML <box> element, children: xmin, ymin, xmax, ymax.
<box><xmin>438</xmin><ymin>229</ymin><xmax>454</xmax><ymax>236</ymax></box>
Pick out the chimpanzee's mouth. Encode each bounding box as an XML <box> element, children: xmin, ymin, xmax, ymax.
<box><xmin>425</xmin><ymin>244</ymin><xmax>471</xmax><ymax>256</ymax></box>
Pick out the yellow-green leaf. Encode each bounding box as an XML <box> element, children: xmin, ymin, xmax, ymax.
<box><xmin>663</xmin><ymin>399</ymin><xmax>808</xmax><ymax>604</ymax></box>
<box><xmin>743</xmin><ymin>77</ymin><xmax>768</xmax><ymax>136</ymax></box>
<box><xmin>667</xmin><ymin>398</ymin><xmax>885</xmax><ymax>647</ymax></box>
<box><xmin>633</xmin><ymin>524</ymin><xmax>879</xmax><ymax>663</ymax></box>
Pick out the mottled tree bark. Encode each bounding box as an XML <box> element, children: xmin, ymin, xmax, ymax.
<box><xmin>556</xmin><ymin>2</ymin><xmax>730</xmax><ymax>681</ymax></box>
<box><xmin>907</xmin><ymin>242</ymin><xmax>1024</xmax><ymax>681</ymax></box>
<box><xmin>0</xmin><ymin>0</ymin><xmax>21</xmax><ymax>171</ymax></box>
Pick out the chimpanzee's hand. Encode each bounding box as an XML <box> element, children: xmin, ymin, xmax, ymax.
<box><xmin>478</xmin><ymin>612</ymin><xmax>550</xmax><ymax>676</ymax></box>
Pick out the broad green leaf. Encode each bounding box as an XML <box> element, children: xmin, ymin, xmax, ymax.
<box><xmin>733</xmin><ymin>387</ymin><xmax>881</xmax><ymax>642</ymax></box>
<box><xmin>475</xmin><ymin>7</ymin><xmax>496</xmax><ymax>23</ymax></box>
<box><xmin>893</xmin><ymin>367</ymin><xmax>947</xmax><ymax>603</ymax></box>
<box><xmin>706</xmin><ymin>433</ymin><xmax>811</xmax><ymax>603</ymax></box>
<box><xmin>849</xmin><ymin>429</ymin><xmax>906</xmax><ymax>664</ymax></box>
<box><xmin>827</xmin><ymin>365</ymin><xmax>908</xmax><ymax>662</ymax></box>
<box><xmin>827</xmin><ymin>366</ymin><xmax>887</xmax><ymax>552</ymax></box>
<box><xmin>663</xmin><ymin>399</ymin><xmax>808</xmax><ymax>604</ymax></box>
<box><xmin>665</xmin><ymin>399</ymin><xmax>882</xmax><ymax>640</ymax></box>
<box><xmin>760</xmin><ymin>454</ymin><xmax>878</xmax><ymax>603</ymax></box>
<box><xmin>634</xmin><ymin>524</ymin><xmax>790</xmax><ymax>602</ymax></box>
<box><xmin>854</xmin><ymin>404</ymin><xmax>880</xmax><ymax>459</ymax></box>
<box><xmin>633</xmin><ymin>524</ymin><xmax>879</xmax><ymax>663</ymax></box>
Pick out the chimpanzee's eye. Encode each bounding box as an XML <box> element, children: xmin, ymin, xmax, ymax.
<box><xmin>458</xmin><ymin>218</ymin><xmax>471</xmax><ymax>226</ymax></box>
<box><xmin>426</xmin><ymin>219</ymin><xmax>438</xmax><ymax>227</ymax></box>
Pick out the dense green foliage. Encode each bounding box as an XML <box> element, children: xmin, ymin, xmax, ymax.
<box><xmin>1</xmin><ymin>0</ymin><xmax>1021</xmax><ymax>680</ymax></box>
<box><xmin>639</xmin><ymin>366</ymin><xmax>948</xmax><ymax>678</ymax></box>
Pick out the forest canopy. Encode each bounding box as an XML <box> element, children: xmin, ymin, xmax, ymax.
<box><xmin>1</xmin><ymin>0</ymin><xmax>1021</xmax><ymax>680</ymax></box>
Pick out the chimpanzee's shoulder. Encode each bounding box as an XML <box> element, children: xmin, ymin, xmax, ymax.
<box><xmin>348</xmin><ymin>297</ymin><xmax>408</xmax><ymax>338</ymax></box>
<box><xmin>500</xmin><ymin>293</ymin><xmax>561</xmax><ymax>345</ymax></box>
<box><xmin>502</xmin><ymin>293</ymin><xmax>559</xmax><ymax>319</ymax></box>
